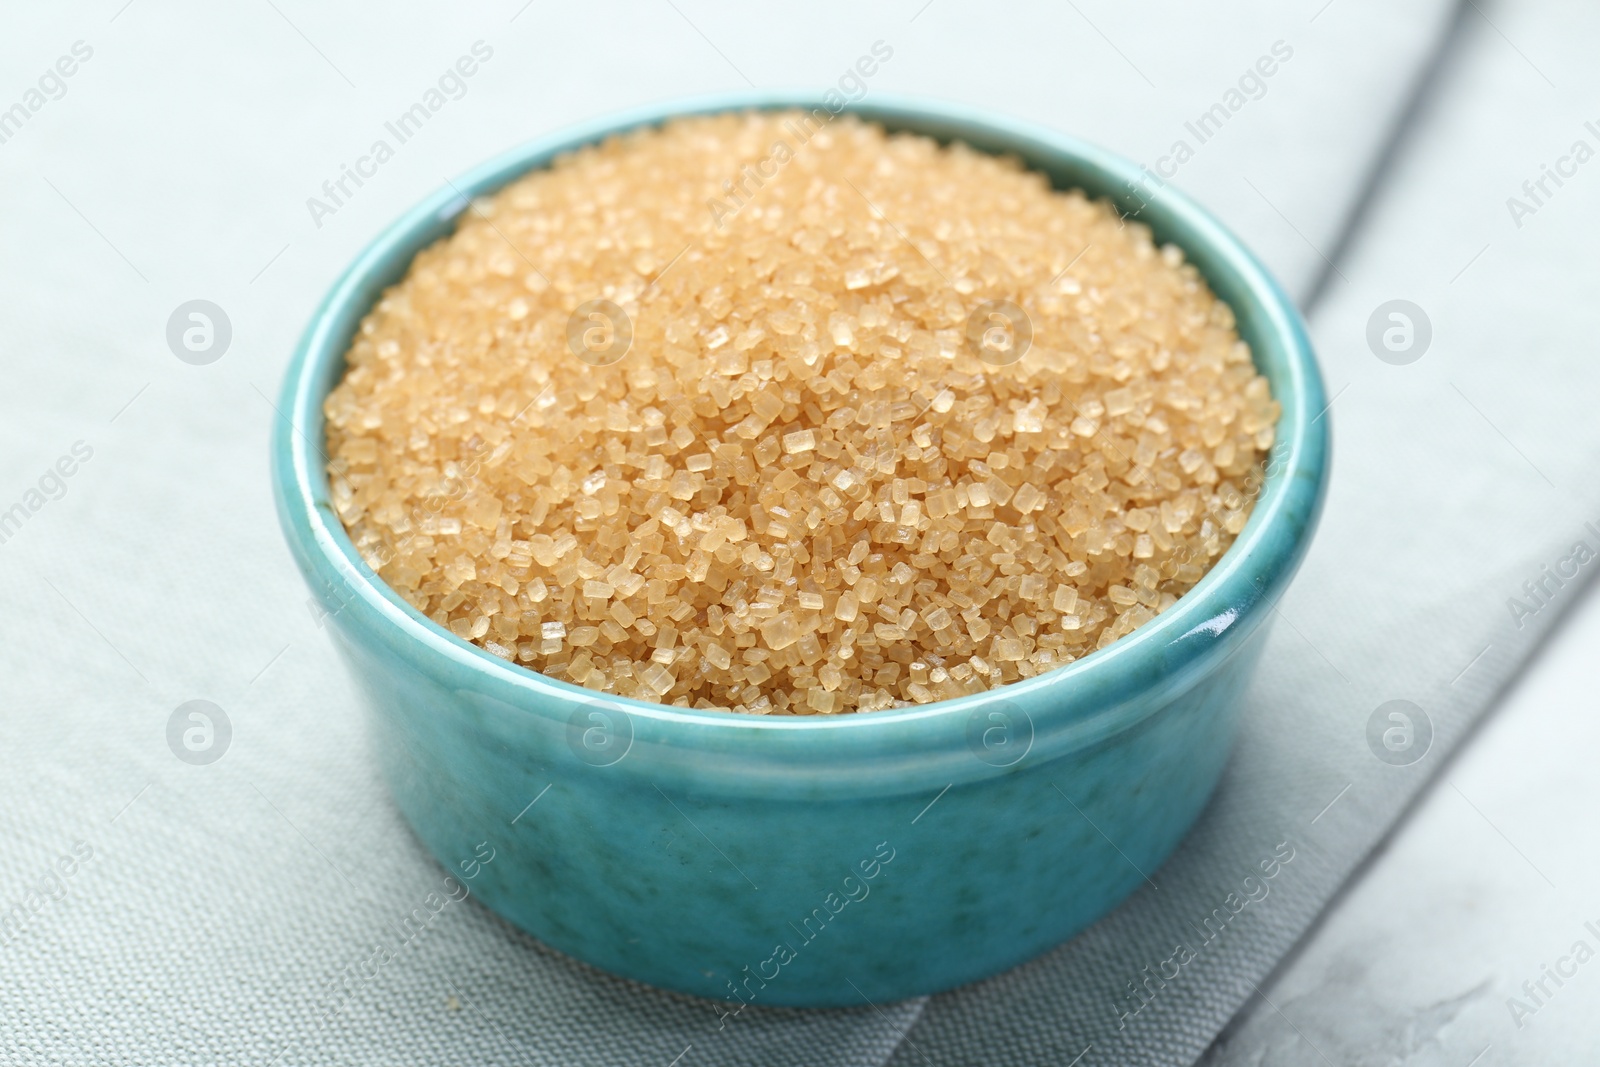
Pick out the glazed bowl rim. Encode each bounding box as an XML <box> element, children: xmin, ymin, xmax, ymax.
<box><xmin>272</xmin><ymin>88</ymin><xmax>1328</xmax><ymax>745</ymax></box>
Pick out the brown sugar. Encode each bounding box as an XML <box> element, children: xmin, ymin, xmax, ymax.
<box><xmin>323</xmin><ymin>110</ymin><xmax>1280</xmax><ymax>714</ymax></box>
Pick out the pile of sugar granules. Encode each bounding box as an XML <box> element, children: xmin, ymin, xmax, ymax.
<box><xmin>324</xmin><ymin>111</ymin><xmax>1279</xmax><ymax>714</ymax></box>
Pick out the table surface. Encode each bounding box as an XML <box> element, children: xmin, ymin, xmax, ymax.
<box><xmin>1203</xmin><ymin>575</ymin><xmax>1600</xmax><ymax>1066</ymax></box>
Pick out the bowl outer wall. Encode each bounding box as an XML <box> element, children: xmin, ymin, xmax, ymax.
<box><xmin>271</xmin><ymin>90</ymin><xmax>1328</xmax><ymax>802</ymax></box>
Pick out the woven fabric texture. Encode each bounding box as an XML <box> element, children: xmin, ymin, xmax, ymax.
<box><xmin>0</xmin><ymin>2</ymin><xmax>1468</xmax><ymax>1063</ymax></box>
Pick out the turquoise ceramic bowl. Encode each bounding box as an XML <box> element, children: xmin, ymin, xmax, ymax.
<box><xmin>273</xmin><ymin>92</ymin><xmax>1327</xmax><ymax>1009</ymax></box>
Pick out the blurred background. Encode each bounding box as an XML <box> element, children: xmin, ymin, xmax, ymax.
<box><xmin>4</xmin><ymin>1</ymin><xmax>1599</xmax><ymax>1064</ymax></box>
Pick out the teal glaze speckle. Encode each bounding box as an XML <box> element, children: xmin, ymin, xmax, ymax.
<box><xmin>271</xmin><ymin>92</ymin><xmax>1328</xmax><ymax>1008</ymax></box>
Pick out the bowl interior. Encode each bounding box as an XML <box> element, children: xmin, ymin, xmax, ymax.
<box><xmin>274</xmin><ymin>90</ymin><xmax>1327</xmax><ymax>746</ymax></box>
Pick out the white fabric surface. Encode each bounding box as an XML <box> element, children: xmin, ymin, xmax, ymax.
<box><xmin>1202</xmin><ymin>1</ymin><xmax>1600</xmax><ymax>1062</ymax></box>
<box><xmin>0</xmin><ymin>1</ymin><xmax>1464</xmax><ymax>1063</ymax></box>
<box><xmin>1203</xmin><ymin>572</ymin><xmax>1600</xmax><ymax>1066</ymax></box>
